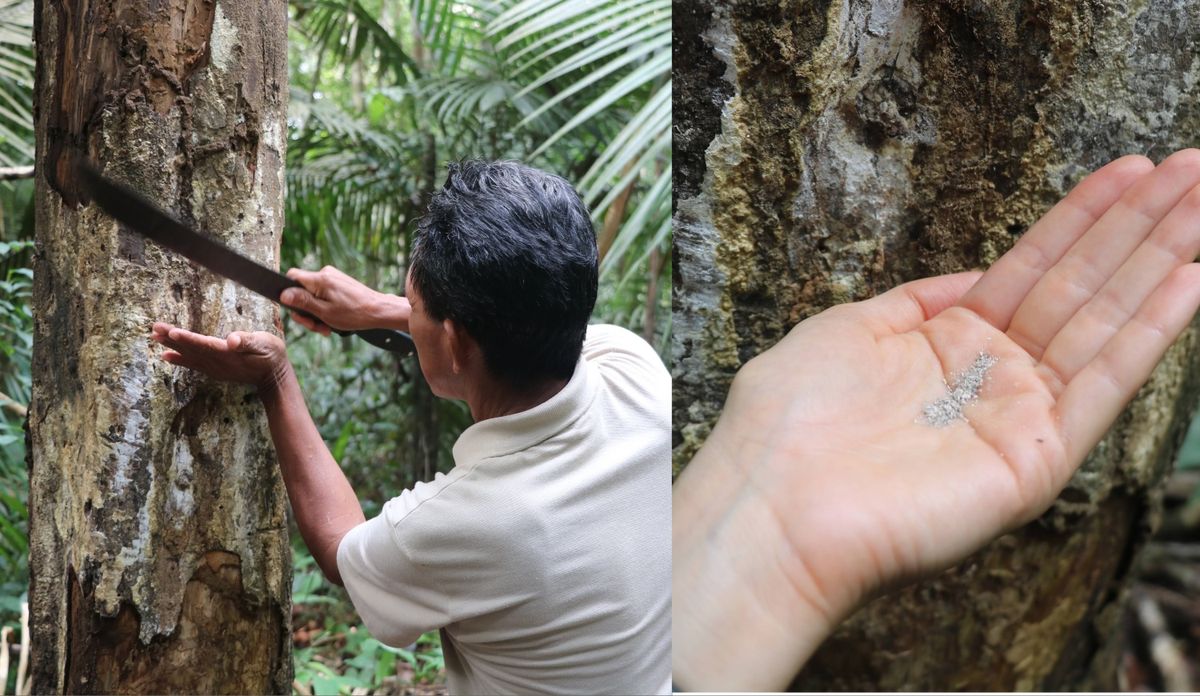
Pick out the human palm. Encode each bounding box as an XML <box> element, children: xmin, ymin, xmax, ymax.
<box><xmin>673</xmin><ymin>150</ymin><xmax>1200</xmax><ymax>690</ymax></box>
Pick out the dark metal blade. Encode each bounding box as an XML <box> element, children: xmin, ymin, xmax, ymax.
<box><xmin>77</xmin><ymin>161</ymin><xmax>297</xmax><ymax>302</ymax></box>
<box><xmin>76</xmin><ymin>161</ymin><xmax>418</xmax><ymax>356</ymax></box>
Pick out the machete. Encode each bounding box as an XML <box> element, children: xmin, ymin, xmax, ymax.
<box><xmin>77</xmin><ymin>162</ymin><xmax>416</xmax><ymax>356</ymax></box>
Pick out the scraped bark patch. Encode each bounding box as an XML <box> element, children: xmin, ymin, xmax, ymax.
<box><xmin>66</xmin><ymin>551</ymin><xmax>282</xmax><ymax>694</ymax></box>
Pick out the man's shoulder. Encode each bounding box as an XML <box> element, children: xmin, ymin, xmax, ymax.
<box><xmin>379</xmin><ymin>467</ymin><xmax>543</xmax><ymax>550</ymax></box>
<box><xmin>582</xmin><ymin>324</ymin><xmax>669</xmax><ymax>383</ymax></box>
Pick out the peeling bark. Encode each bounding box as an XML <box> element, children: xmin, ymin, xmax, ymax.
<box><xmin>674</xmin><ymin>0</ymin><xmax>1200</xmax><ymax>689</ymax></box>
<box><xmin>30</xmin><ymin>0</ymin><xmax>291</xmax><ymax>691</ymax></box>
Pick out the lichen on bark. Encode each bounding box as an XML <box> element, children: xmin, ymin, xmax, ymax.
<box><xmin>30</xmin><ymin>0</ymin><xmax>292</xmax><ymax>691</ymax></box>
<box><xmin>674</xmin><ymin>0</ymin><xmax>1200</xmax><ymax>689</ymax></box>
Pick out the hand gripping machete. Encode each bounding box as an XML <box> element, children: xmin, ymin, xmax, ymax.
<box><xmin>77</xmin><ymin>162</ymin><xmax>416</xmax><ymax>356</ymax></box>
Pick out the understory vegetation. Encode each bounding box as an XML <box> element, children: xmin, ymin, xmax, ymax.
<box><xmin>0</xmin><ymin>0</ymin><xmax>668</xmax><ymax>692</ymax></box>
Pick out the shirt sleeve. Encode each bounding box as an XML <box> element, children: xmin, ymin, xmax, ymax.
<box><xmin>336</xmin><ymin>475</ymin><xmax>543</xmax><ymax>648</ymax></box>
<box><xmin>335</xmin><ymin>509</ymin><xmax>450</xmax><ymax>648</ymax></box>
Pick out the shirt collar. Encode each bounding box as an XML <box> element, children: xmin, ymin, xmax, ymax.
<box><xmin>451</xmin><ymin>356</ymin><xmax>597</xmax><ymax>465</ymax></box>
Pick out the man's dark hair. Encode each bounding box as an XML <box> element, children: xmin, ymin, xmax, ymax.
<box><xmin>410</xmin><ymin>160</ymin><xmax>598</xmax><ymax>385</ymax></box>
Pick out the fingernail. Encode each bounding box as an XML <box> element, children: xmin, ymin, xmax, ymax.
<box><xmin>281</xmin><ymin>289</ymin><xmax>296</xmax><ymax>303</ymax></box>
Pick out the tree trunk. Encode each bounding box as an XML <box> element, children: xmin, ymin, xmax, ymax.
<box><xmin>29</xmin><ymin>0</ymin><xmax>292</xmax><ymax>692</ymax></box>
<box><xmin>674</xmin><ymin>0</ymin><xmax>1200</xmax><ymax>690</ymax></box>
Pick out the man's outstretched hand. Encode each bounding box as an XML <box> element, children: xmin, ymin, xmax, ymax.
<box><xmin>672</xmin><ymin>150</ymin><xmax>1200</xmax><ymax>691</ymax></box>
<box><xmin>281</xmin><ymin>265</ymin><xmax>411</xmax><ymax>336</ymax></box>
<box><xmin>151</xmin><ymin>323</ymin><xmax>292</xmax><ymax>400</ymax></box>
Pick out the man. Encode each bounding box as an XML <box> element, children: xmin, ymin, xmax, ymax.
<box><xmin>151</xmin><ymin>161</ymin><xmax>671</xmax><ymax>694</ymax></box>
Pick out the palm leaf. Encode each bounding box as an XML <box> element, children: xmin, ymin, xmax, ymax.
<box><xmin>292</xmin><ymin>0</ymin><xmax>417</xmax><ymax>83</ymax></box>
<box><xmin>486</xmin><ymin>0</ymin><xmax>670</xmax><ymax>287</ymax></box>
<box><xmin>0</xmin><ymin>0</ymin><xmax>32</xmax><ymax>169</ymax></box>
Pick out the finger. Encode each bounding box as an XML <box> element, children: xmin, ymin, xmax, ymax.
<box><xmin>1056</xmin><ymin>263</ymin><xmax>1200</xmax><ymax>467</ymax></box>
<box><xmin>854</xmin><ymin>271</ymin><xmax>983</xmax><ymax>335</ymax></box>
<box><xmin>959</xmin><ymin>154</ymin><xmax>1153</xmax><ymax>332</ymax></box>
<box><xmin>1006</xmin><ymin>149</ymin><xmax>1200</xmax><ymax>359</ymax></box>
<box><xmin>151</xmin><ymin>322</ymin><xmax>176</xmax><ymax>342</ymax></box>
<box><xmin>161</xmin><ymin>327</ymin><xmax>229</xmax><ymax>355</ymax></box>
<box><xmin>1040</xmin><ymin>181</ymin><xmax>1200</xmax><ymax>386</ymax></box>
<box><xmin>286</xmin><ymin>267</ymin><xmax>323</xmax><ymax>289</ymax></box>
<box><xmin>280</xmin><ymin>287</ymin><xmax>334</xmax><ymax>321</ymax></box>
<box><xmin>287</xmin><ymin>310</ymin><xmax>332</xmax><ymax>336</ymax></box>
<box><xmin>280</xmin><ymin>286</ymin><xmax>319</xmax><ymax>308</ymax></box>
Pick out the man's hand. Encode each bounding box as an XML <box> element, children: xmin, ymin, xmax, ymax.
<box><xmin>673</xmin><ymin>150</ymin><xmax>1200</xmax><ymax>690</ymax></box>
<box><xmin>281</xmin><ymin>265</ymin><xmax>410</xmax><ymax>335</ymax></box>
<box><xmin>151</xmin><ymin>323</ymin><xmax>291</xmax><ymax>400</ymax></box>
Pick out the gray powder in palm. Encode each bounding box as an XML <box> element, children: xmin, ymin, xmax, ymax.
<box><xmin>921</xmin><ymin>352</ymin><xmax>999</xmax><ymax>427</ymax></box>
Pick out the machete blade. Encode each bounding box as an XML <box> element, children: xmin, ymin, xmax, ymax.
<box><xmin>76</xmin><ymin>161</ymin><xmax>416</xmax><ymax>356</ymax></box>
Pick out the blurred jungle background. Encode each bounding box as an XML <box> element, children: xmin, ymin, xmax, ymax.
<box><xmin>0</xmin><ymin>0</ymin><xmax>668</xmax><ymax>692</ymax></box>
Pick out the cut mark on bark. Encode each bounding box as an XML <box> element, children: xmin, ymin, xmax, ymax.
<box><xmin>921</xmin><ymin>352</ymin><xmax>998</xmax><ymax>426</ymax></box>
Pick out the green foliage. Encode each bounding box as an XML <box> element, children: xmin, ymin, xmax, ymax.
<box><xmin>1176</xmin><ymin>413</ymin><xmax>1200</xmax><ymax>471</ymax></box>
<box><xmin>488</xmin><ymin>0</ymin><xmax>672</xmax><ymax>282</ymax></box>
<box><xmin>0</xmin><ymin>238</ymin><xmax>30</xmax><ymax>627</ymax></box>
<box><xmin>292</xmin><ymin>0</ymin><xmax>416</xmax><ymax>85</ymax></box>
<box><xmin>292</xmin><ymin>543</ymin><xmax>445</xmax><ymax>693</ymax></box>
<box><xmin>294</xmin><ymin>629</ymin><xmax>445</xmax><ymax>694</ymax></box>
<box><xmin>0</xmin><ymin>0</ymin><xmax>32</xmax><ymax>169</ymax></box>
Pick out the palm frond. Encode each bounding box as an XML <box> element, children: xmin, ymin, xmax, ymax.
<box><xmin>0</xmin><ymin>0</ymin><xmax>32</xmax><ymax>169</ymax></box>
<box><xmin>292</xmin><ymin>0</ymin><xmax>417</xmax><ymax>84</ymax></box>
<box><xmin>486</xmin><ymin>0</ymin><xmax>670</xmax><ymax>281</ymax></box>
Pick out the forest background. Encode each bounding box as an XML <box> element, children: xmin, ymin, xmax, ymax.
<box><xmin>0</xmin><ymin>0</ymin><xmax>670</xmax><ymax>691</ymax></box>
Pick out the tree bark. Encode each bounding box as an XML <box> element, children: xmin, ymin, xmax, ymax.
<box><xmin>29</xmin><ymin>0</ymin><xmax>292</xmax><ymax>692</ymax></box>
<box><xmin>674</xmin><ymin>0</ymin><xmax>1200</xmax><ymax>690</ymax></box>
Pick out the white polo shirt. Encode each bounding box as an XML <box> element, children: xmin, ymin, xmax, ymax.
<box><xmin>336</xmin><ymin>324</ymin><xmax>671</xmax><ymax>694</ymax></box>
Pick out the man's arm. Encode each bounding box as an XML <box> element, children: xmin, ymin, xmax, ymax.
<box><xmin>259</xmin><ymin>363</ymin><xmax>364</xmax><ymax>585</ymax></box>
<box><xmin>150</xmin><ymin>324</ymin><xmax>364</xmax><ymax>585</ymax></box>
<box><xmin>281</xmin><ymin>266</ymin><xmax>410</xmax><ymax>336</ymax></box>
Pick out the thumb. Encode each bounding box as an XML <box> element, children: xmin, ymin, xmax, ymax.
<box><xmin>228</xmin><ymin>332</ymin><xmax>260</xmax><ymax>353</ymax></box>
<box><xmin>853</xmin><ymin>271</ymin><xmax>983</xmax><ymax>335</ymax></box>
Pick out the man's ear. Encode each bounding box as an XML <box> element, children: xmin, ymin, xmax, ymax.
<box><xmin>443</xmin><ymin>319</ymin><xmax>474</xmax><ymax>374</ymax></box>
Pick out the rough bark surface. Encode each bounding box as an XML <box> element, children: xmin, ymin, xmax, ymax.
<box><xmin>29</xmin><ymin>0</ymin><xmax>292</xmax><ymax>691</ymax></box>
<box><xmin>674</xmin><ymin>0</ymin><xmax>1200</xmax><ymax>690</ymax></box>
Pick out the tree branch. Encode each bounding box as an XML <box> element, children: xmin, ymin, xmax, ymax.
<box><xmin>0</xmin><ymin>391</ymin><xmax>27</xmax><ymax>418</ymax></box>
<box><xmin>0</xmin><ymin>166</ymin><xmax>34</xmax><ymax>181</ymax></box>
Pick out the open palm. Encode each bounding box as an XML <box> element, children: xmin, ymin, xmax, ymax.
<box><xmin>673</xmin><ymin>151</ymin><xmax>1200</xmax><ymax>690</ymax></box>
